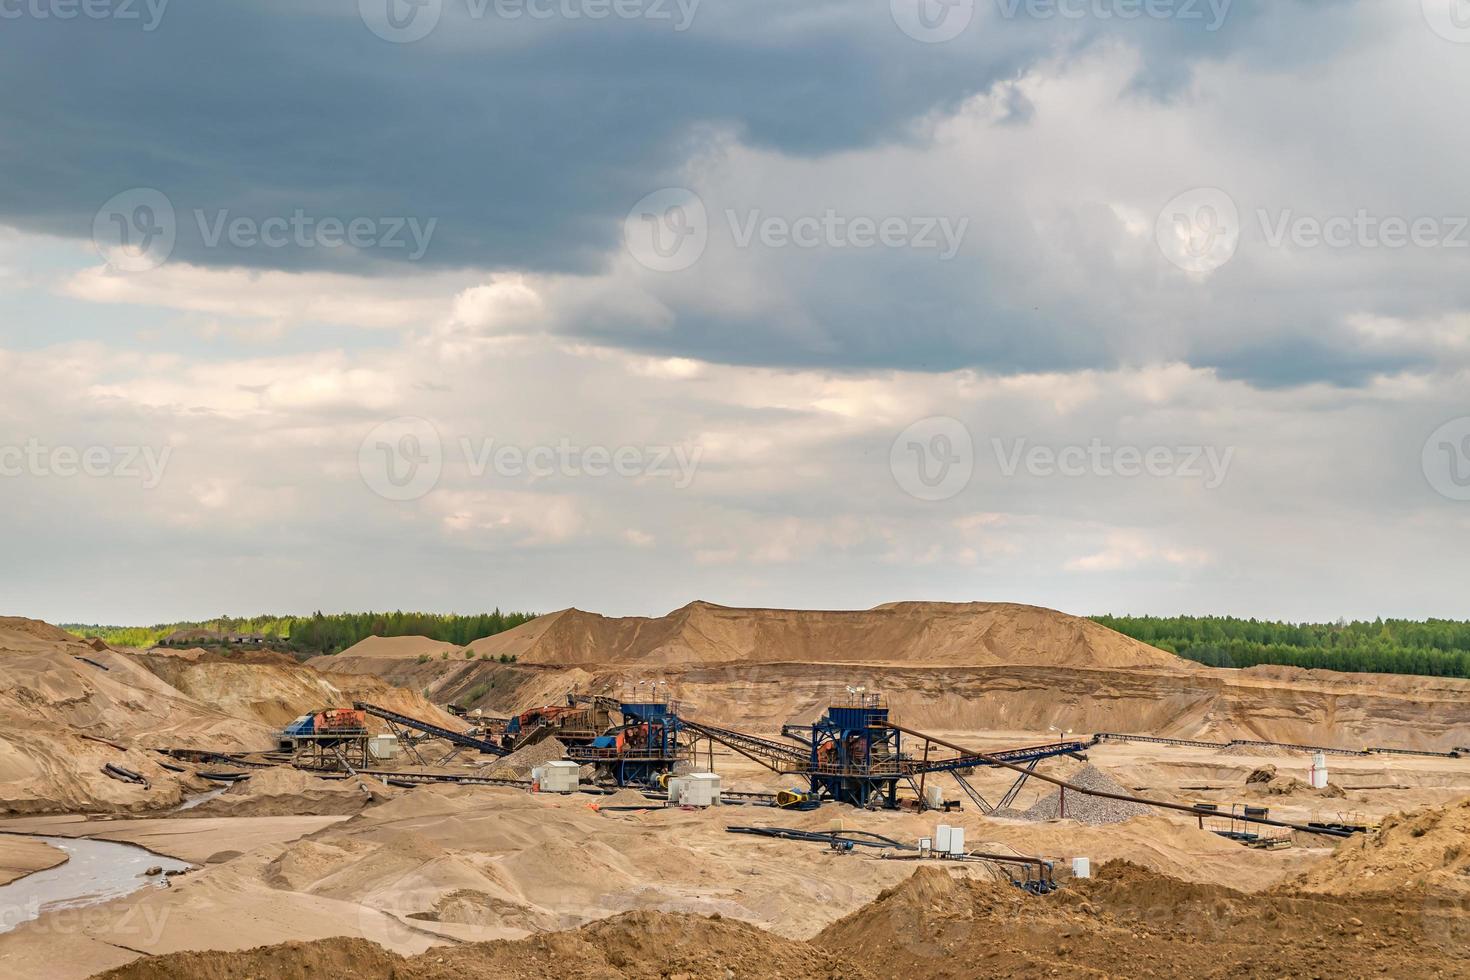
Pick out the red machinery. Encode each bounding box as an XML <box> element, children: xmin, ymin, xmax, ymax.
<box><xmin>313</xmin><ymin>708</ymin><xmax>367</xmax><ymax>732</ymax></box>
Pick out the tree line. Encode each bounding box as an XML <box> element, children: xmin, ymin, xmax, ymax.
<box><xmin>65</xmin><ymin>609</ymin><xmax>537</xmax><ymax>656</ymax></box>
<box><xmin>1092</xmin><ymin>614</ymin><xmax>1470</xmax><ymax>679</ymax></box>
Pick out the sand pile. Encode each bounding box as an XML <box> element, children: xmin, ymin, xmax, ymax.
<box><xmin>137</xmin><ymin>651</ymin><xmax>459</xmax><ymax>732</ymax></box>
<box><xmin>320</xmin><ymin>604</ymin><xmax>1470</xmax><ymax>749</ymax></box>
<box><xmin>0</xmin><ymin>836</ymin><xmax>67</xmax><ymax>886</ymax></box>
<box><xmin>996</xmin><ymin>764</ymin><xmax>1151</xmax><ymax>825</ymax></box>
<box><xmin>0</xmin><ymin>615</ymin><xmax>455</xmax><ymax>814</ymax></box>
<box><xmin>598</xmin><ymin>788</ymin><xmax>656</xmax><ymax>806</ymax></box>
<box><xmin>1243</xmin><ymin>765</ymin><xmax>1346</xmax><ymax>798</ymax></box>
<box><xmin>1293</xmin><ymin>795</ymin><xmax>1470</xmax><ymax>896</ymax></box>
<box><xmin>92</xmin><ymin>859</ymin><xmax>1470</xmax><ymax>980</ymax></box>
<box><xmin>181</xmin><ymin>766</ymin><xmax>394</xmax><ymax>818</ymax></box>
<box><xmin>484</xmin><ymin>737</ymin><xmax>567</xmax><ymax>780</ymax></box>
<box><xmin>820</xmin><ymin>860</ymin><xmax>1470</xmax><ymax>978</ymax></box>
<box><xmin>456</xmin><ymin>600</ymin><xmax>1189</xmax><ymax>671</ymax></box>
<box><xmin>95</xmin><ymin>912</ymin><xmax>870</xmax><ymax>980</ymax></box>
<box><xmin>315</xmin><ymin>635</ymin><xmax>463</xmax><ymax>662</ymax></box>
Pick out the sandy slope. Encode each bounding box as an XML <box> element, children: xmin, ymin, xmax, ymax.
<box><xmin>0</xmin><ymin>779</ymin><xmax>1314</xmax><ymax>980</ymax></box>
<box><xmin>319</xmin><ymin>602</ymin><xmax>1470</xmax><ymax>751</ymax></box>
<box><xmin>0</xmin><ymin>619</ymin><xmax>458</xmax><ymax>814</ymax></box>
<box><xmin>85</xmin><ymin>857</ymin><xmax>1470</xmax><ymax>980</ymax></box>
<box><xmin>1292</xmin><ymin>794</ymin><xmax>1470</xmax><ymax>895</ymax></box>
<box><xmin>0</xmin><ymin>836</ymin><xmax>66</xmax><ymax>886</ymax></box>
<box><xmin>312</xmin><ymin>635</ymin><xmax>463</xmax><ymax>664</ymax></box>
<box><xmin>460</xmin><ymin>600</ymin><xmax>1190</xmax><ymax>669</ymax></box>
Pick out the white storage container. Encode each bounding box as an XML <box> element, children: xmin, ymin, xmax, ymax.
<box><xmin>690</xmin><ymin>772</ymin><xmax>722</xmax><ymax>804</ymax></box>
<box><xmin>935</xmin><ymin>824</ymin><xmax>952</xmax><ymax>853</ymax></box>
<box><xmin>368</xmin><ymin>734</ymin><xmax>399</xmax><ymax>761</ymax></box>
<box><xmin>668</xmin><ymin>772</ymin><xmax>721</xmax><ymax>806</ymax></box>
<box><xmin>948</xmin><ymin>826</ymin><xmax>965</xmax><ymax>856</ymax></box>
<box><xmin>540</xmin><ymin>760</ymin><xmax>579</xmax><ymax>793</ymax></box>
<box><xmin>1072</xmin><ymin>857</ymin><xmax>1091</xmax><ymax>879</ymax></box>
<box><xmin>924</xmin><ymin>784</ymin><xmax>944</xmax><ymax>810</ymax></box>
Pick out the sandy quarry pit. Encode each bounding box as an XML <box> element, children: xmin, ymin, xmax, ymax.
<box><xmin>0</xmin><ymin>606</ymin><xmax>1468</xmax><ymax>978</ymax></box>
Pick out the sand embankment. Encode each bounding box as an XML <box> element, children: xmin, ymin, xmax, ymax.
<box><xmin>318</xmin><ymin>602</ymin><xmax>1470</xmax><ymax>751</ymax></box>
<box><xmin>0</xmin><ymin>836</ymin><xmax>67</xmax><ymax>886</ymax></box>
<box><xmin>0</xmin><ymin>618</ymin><xmax>457</xmax><ymax>815</ymax></box>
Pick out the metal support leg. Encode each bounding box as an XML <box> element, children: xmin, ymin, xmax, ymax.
<box><xmin>951</xmin><ymin>771</ymin><xmax>993</xmax><ymax>813</ymax></box>
<box><xmin>997</xmin><ymin>759</ymin><xmax>1040</xmax><ymax>810</ymax></box>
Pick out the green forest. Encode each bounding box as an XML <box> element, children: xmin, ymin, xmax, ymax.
<box><xmin>1093</xmin><ymin>615</ymin><xmax>1470</xmax><ymax>679</ymax></box>
<box><xmin>64</xmin><ymin>609</ymin><xmax>537</xmax><ymax>656</ymax></box>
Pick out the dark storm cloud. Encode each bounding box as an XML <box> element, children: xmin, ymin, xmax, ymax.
<box><xmin>2</xmin><ymin>0</ymin><xmax>1410</xmax><ymax>388</ymax></box>
<box><xmin>0</xmin><ymin>0</ymin><xmax>1280</xmax><ymax>273</ymax></box>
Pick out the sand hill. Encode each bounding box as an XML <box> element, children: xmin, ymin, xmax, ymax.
<box><xmin>0</xmin><ymin>617</ymin><xmax>456</xmax><ymax>814</ymax></box>
<box><xmin>459</xmin><ymin>600</ymin><xmax>1190</xmax><ymax>670</ymax></box>
<box><xmin>316</xmin><ymin>602</ymin><xmax>1470</xmax><ymax>751</ymax></box>
<box><xmin>90</xmin><ymin>852</ymin><xmax>1470</xmax><ymax>980</ymax></box>
<box><xmin>324</xmin><ymin>635</ymin><xmax>464</xmax><ymax>662</ymax></box>
<box><xmin>1292</xmin><ymin>794</ymin><xmax>1470</xmax><ymax>896</ymax></box>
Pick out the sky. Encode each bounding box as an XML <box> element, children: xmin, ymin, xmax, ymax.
<box><xmin>2</xmin><ymin>0</ymin><xmax>1468</xmax><ymax>625</ymax></box>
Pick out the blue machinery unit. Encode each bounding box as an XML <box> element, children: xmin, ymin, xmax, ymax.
<box><xmin>566</xmin><ymin>700</ymin><xmax>690</xmax><ymax>787</ymax></box>
<box><xmin>798</xmin><ymin>694</ymin><xmax>904</xmax><ymax>808</ymax></box>
<box><xmin>679</xmin><ymin>693</ymin><xmax>1092</xmax><ymax>809</ymax></box>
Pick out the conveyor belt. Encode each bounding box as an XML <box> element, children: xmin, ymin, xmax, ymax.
<box><xmin>353</xmin><ymin>702</ymin><xmax>509</xmax><ymax>756</ymax></box>
<box><xmin>1095</xmin><ymin>732</ymin><xmax>1461</xmax><ymax>760</ymax></box>
<box><xmin>298</xmin><ymin>765</ymin><xmax>530</xmax><ymax>788</ymax></box>
<box><xmin>678</xmin><ymin>718</ymin><xmax>809</xmax><ymax>770</ymax></box>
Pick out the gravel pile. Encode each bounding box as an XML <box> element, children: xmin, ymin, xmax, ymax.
<box><xmin>482</xmin><ymin>736</ymin><xmax>568</xmax><ymax>779</ymax></box>
<box><xmin>1001</xmin><ymin>764</ymin><xmax>1152</xmax><ymax>826</ymax></box>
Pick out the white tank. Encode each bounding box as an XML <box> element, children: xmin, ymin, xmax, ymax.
<box><xmin>1308</xmin><ymin>751</ymin><xmax>1329</xmax><ymax>789</ymax></box>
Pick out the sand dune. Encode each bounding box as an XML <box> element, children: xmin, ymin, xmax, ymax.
<box><xmin>461</xmin><ymin>600</ymin><xmax>1190</xmax><ymax>669</ymax></box>
<box><xmin>318</xmin><ymin>602</ymin><xmax>1470</xmax><ymax>751</ymax></box>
